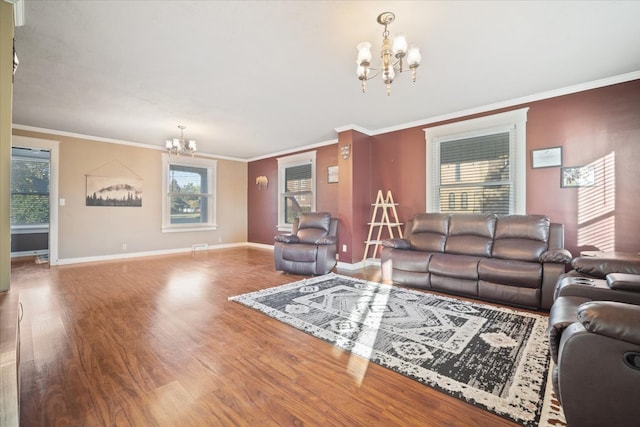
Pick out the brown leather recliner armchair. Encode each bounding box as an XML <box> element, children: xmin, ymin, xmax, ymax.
<box><xmin>549</xmin><ymin>255</ymin><xmax>640</xmax><ymax>427</ymax></box>
<box><xmin>274</xmin><ymin>212</ymin><xmax>338</xmax><ymax>275</ymax></box>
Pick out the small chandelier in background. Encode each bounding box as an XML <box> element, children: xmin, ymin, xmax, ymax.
<box><xmin>356</xmin><ymin>12</ymin><xmax>421</xmax><ymax>96</ymax></box>
<box><xmin>165</xmin><ymin>125</ymin><xmax>197</xmax><ymax>156</ymax></box>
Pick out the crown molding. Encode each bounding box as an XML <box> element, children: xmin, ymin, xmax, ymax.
<box><xmin>11</xmin><ymin>124</ymin><xmax>247</xmax><ymax>162</ymax></box>
<box><xmin>369</xmin><ymin>70</ymin><xmax>640</xmax><ymax>136</ymax></box>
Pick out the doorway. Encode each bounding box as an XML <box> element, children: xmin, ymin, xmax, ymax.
<box><xmin>11</xmin><ymin>135</ymin><xmax>60</xmax><ymax>265</ymax></box>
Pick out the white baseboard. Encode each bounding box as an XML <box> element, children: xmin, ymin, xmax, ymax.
<box><xmin>56</xmin><ymin>242</ymin><xmax>248</xmax><ymax>266</ymax></box>
<box><xmin>246</xmin><ymin>242</ymin><xmax>274</xmax><ymax>250</ymax></box>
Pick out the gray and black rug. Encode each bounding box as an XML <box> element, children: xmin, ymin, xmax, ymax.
<box><xmin>229</xmin><ymin>273</ymin><xmax>565</xmax><ymax>427</ymax></box>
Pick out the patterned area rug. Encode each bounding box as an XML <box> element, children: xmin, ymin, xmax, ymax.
<box><xmin>229</xmin><ymin>273</ymin><xmax>566</xmax><ymax>427</ymax></box>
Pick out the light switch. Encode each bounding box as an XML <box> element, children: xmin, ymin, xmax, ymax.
<box><xmin>59</xmin><ymin>198</ymin><xmax>65</xmax><ymax>206</ymax></box>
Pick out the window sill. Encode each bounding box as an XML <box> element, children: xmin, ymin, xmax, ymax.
<box><xmin>277</xmin><ymin>224</ymin><xmax>293</xmax><ymax>232</ymax></box>
<box><xmin>162</xmin><ymin>225</ymin><xmax>218</xmax><ymax>233</ymax></box>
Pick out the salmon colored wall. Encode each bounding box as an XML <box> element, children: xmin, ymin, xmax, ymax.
<box><xmin>247</xmin><ymin>144</ymin><xmax>338</xmax><ymax>245</ymax></box>
<box><xmin>248</xmin><ymin>79</ymin><xmax>640</xmax><ymax>261</ymax></box>
<box><xmin>526</xmin><ymin>80</ymin><xmax>640</xmax><ymax>255</ymax></box>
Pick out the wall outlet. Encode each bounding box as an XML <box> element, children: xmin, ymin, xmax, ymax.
<box><xmin>342</xmin><ymin>244</ymin><xmax>347</xmax><ymax>253</ymax></box>
<box><xmin>121</xmin><ymin>243</ymin><xmax>127</xmax><ymax>250</ymax></box>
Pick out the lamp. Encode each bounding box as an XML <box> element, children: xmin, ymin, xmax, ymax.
<box><xmin>356</xmin><ymin>12</ymin><xmax>421</xmax><ymax>96</ymax></box>
<box><xmin>165</xmin><ymin>125</ymin><xmax>197</xmax><ymax>156</ymax></box>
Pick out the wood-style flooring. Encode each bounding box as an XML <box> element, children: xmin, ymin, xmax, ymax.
<box><xmin>12</xmin><ymin>247</ymin><xmax>520</xmax><ymax>426</ymax></box>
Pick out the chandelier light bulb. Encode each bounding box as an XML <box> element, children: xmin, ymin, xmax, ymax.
<box><xmin>407</xmin><ymin>46</ymin><xmax>421</xmax><ymax>66</ymax></box>
<box><xmin>356</xmin><ymin>42</ymin><xmax>372</xmax><ymax>66</ymax></box>
<box><xmin>392</xmin><ymin>33</ymin><xmax>407</xmax><ymax>57</ymax></box>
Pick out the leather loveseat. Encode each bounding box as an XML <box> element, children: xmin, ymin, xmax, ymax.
<box><xmin>549</xmin><ymin>258</ymin><xmax>640</xmax><ymax>427</ymax></box>
<box><xmin>380</xmin><ymin>213</ymin><xmax>572</xmax><ymax>310</ymax></box>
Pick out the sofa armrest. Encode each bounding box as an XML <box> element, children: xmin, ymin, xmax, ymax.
<box><xmin>548</xmin><ymin>296</ymin><xmax>592</xmax><ymax>363</ymax></box>
<box><xmin>540</xmin><ymin>248</ymin><xmax>572</xmax><ymax>264</ymax></box>
<box><xmin>382</xmin><ymin>238</ymin><xmax>411</xmax><ymax>249</ymax></box>
<box><xmin>577</xmin><ymin>301</ymin><xmax>640</xmax><ymax>346</ymax></box>
<box><xmin>571</xmin><ymin>256</ymin><xmax>640</xmax><ymax>278</ymax></box>
<box><xmin>315</xmin><ymin>236</ymin><xmax>336</xmax><ymax>245</ymax></box>
<box><xmin>607</xmin><ymin>273</ymin><xmax>640</xmax><ymax>291</ymax></box>
<box><xmin>274</xmin><ymin>234</ymin><xmax>299</xmax><ymax>244</ymax></box>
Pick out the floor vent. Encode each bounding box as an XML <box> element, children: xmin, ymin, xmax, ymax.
<box><xmin>192</xmin><ymin>243</ymin><xmax>209</xmax><ymax>252</ymax></box>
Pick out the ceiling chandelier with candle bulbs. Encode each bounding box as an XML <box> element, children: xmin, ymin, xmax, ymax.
<box><xmin>165</xmin><ymin>125</ymin><xmax>197</xmax><ymax>156</ymax></box>
<box><xmin>356</xmin><ymin>12</ymin><xmax>421</xmax><ymax>96</ymax></box>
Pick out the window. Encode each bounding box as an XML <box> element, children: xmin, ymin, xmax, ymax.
<box><xmin>425</xmin><ymin>108</ymin><xmax>528</xmax><ymax>214</ymax></box>
<box><xmin>162</xmin><ymin>154</ymin><xmax>217</xmax><ymax>232</ymax></box>
<box><xmin>11</xmin><ymin>148</ymin><xmax>50</xmax><ymax>229</ymax></box>
<box><xmin>277</xmin><ymin>151</ymin><xmax>316</xmax><ymax>231</ymax></box>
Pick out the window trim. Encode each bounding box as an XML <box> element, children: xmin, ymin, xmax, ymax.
<box><xmin>161</xmin><ymin>153</ymin><xmax>218</xmax><ymax>233</ymax></box>
<box><xmin>277</xmin><ymin>151</ymin><xmax>316</xmax><ymax>232</ymax></box>
<box><xmin>424</xmin><ymin>108</ymin><xmax>528</xmax><ymax>214</ymax></box>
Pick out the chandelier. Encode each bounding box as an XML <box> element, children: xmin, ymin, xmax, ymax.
<box><xmin>356</xmin><ymin>12</ymin><xmax>421</xmax><ymax>96</ymax></box>
<box><xmin>165</xmin><ymin>125</ymin><xmax>197</xmax><ymax>156</ymax></box>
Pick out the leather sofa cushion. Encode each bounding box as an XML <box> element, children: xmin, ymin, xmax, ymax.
<box><xmin>478</xmin><ymin>281</ymin><xmax>540</xmax><ymax>308</ymax></box>
<box><xmin>478</xmin><ymin>258</ymin><xmax>542</xmax><ymax>288</ymax></box>
<box><xmin>445</xmin><ymin>214</ymin><xmax>495</xmax><ymax>257</ymax></box>
<box><xmin>280</xmin><ymin>244</ymin><xmax>318</xmax><ymax>262</ymax></box>
<box><xmin>448</xmin><ymin>213</ymin><xmax>496</xmax><ymax>238</ymax></box>
<box><xmin>495</xmin><ymin>215</ymin><xmax>550</xmax><ymax>241</ymax></box>
<box><xmin>492</xmin><ymin>215</ymin><xmax>550</xmax><ymax>261</ymax></box>
<box><xmin>298</xmin><ymin>212</ymin><xmax>331</xmax><ymax>231</ymax></box>
<box><xmin>296</xmin><ymin>212</ymin><xmax>331</xmax><ymax>243</ymax></box>
<box><xmin>410</xmin><ymin>233</ymin><xmax>447</xmax><ymax>252</ymax></box>
<box><xmin>429</xmin><ymin>254</ymin><xmax>480</xmax><ymax>280</ymax></box>
<box><xmin>446</xmin><ymin>235</ymin><xmax>493</xmax><ymax>257</ymax></box>
<box><xmin>297</xmin><ymin>228</ymin><xmax>328</xmax><ymax>244</ymax></box>
<box><xmin>411</xmin><ymin>213</ymin><xmax>449</xmax><ymax>234</ymax></box>
<box><xmin>384</xmin><ymin>250</ymin><xmax>432</xmax><ymax>273</ymax></box>
<box><xmin>408</xmin><ymin>213</ymin><xmax>448</xmax><ymax>252</ymax></box>
<box><xmin>492</xmin><ymin>239</ymin><xmax>548</xmax><ymax>262</ymax></box>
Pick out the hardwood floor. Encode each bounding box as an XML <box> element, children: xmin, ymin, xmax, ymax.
<box><xmin>12</xmin><ymin>247</ymin><xmax>520</xmax><ymax>426</ymax></box>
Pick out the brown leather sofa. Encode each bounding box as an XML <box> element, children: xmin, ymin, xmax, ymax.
<box><xmin>274</xmin><ymin>212</ymin><xmax>338</xmax><ymax>275</ymax></box>
<box><xmin>549</xmin><ymin>257</ymin><xmax>640</xmax><ymax>427</ymax></box>
<box><xmin>380</xmin><ymin>213</ymin><xmax>572</xmax><ymax>310</ymax></box>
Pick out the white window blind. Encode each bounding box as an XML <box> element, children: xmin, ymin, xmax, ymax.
<box><xmin>438</xmin><ymin>132</ymin><xmax>512</xmax><ymax>214</ymax></box>
<box><xmin>283</xmin><ymin>163</ymin><xmax>313</xmax><ymax>224</ymax></box>
<box><xmin>277</xmin><ymin>151</ymin><xmax>316</xmax><ymax>231</ymax></box>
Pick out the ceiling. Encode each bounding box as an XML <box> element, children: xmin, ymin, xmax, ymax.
<box><xmin>11</xmin><ymin>1</ymin><xmax>640</xmax><ymax>160</ymax></box>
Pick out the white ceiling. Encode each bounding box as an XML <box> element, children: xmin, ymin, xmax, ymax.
<box><xmin>11</xmin><ymin>1</ymin><xmax>640</xmax><ymax>160</ymax></box>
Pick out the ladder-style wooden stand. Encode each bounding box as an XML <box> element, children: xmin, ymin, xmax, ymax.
<box><xmin>362</xmin><ymin>190</ymin><xmax>403</xmax><ymax>263</ymax></box>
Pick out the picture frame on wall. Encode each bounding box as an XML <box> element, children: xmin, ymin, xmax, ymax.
<box><xmin>327</xmin><ymin>165</ymin><xmax>338</xmax><ymax>183</ymax></box>
<box><xmin>561</xmin><ymin>165</ymin><xmax>596</xmax><ymax>188</ymax></box>
<box><xmin>531</xmin><ymin>146</ymin><xmax>562</xmax><ymax>168</ymax></box>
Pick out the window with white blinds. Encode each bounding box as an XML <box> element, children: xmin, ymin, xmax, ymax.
<box><xmin>425</xmin><ymin>108</ymin><xmax>528</xmax><ymax>214</ymax></box>
<box><xmin>277</xmin><ymin>151</ymin><xmax>316</xmax><ymax>231</ymax></box>
<box><xmin>161</xmin><ymin>154</ymin><xmax>217</xmax><ymax>232</ymax></box>
<box><xmin>11</xmin><ymin>150</ymin><xmax>50</xmax><ymax>227</ymax></box>
<box><xmin>438</xmin><ymin>132</ymin><xmax>511</xmax><ymax>214</ymax></box>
